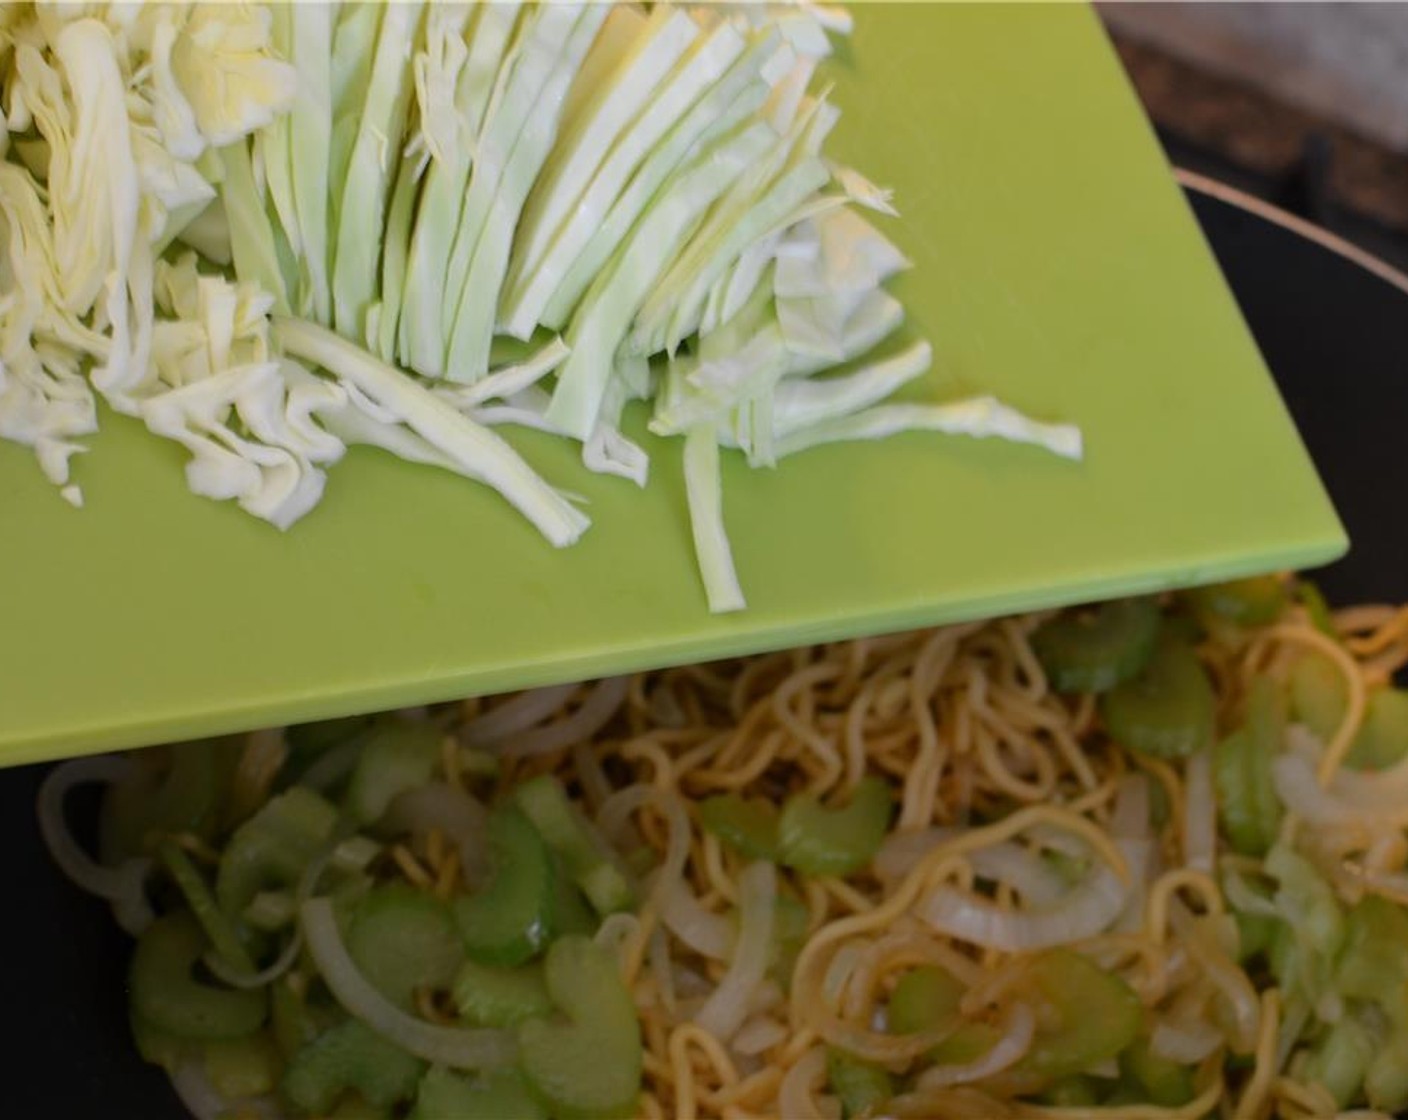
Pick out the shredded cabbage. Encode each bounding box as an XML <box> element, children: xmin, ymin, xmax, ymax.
<box><xmin>0</xmin><ymin>1</ymin><xmax>1082</xmax><ymax>612</ymax></box>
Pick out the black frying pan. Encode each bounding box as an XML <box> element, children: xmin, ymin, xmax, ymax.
<box><xmin>3</xmin><ymin>179</ymin><xmax>1406</xmax><ymax>1117</ymax></box>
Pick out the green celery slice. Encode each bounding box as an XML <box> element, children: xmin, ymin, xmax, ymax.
<box><xmin>129</xmin><ymin>911</ymin><xmax>267</xmax><ymax>1041</ymax></box>
<box><xmin>514</xmin><ymin>774</ymin><xmax>635</xmax><ymax>917</ymax></box>
<box><xmin>283</xmin><ymin>1018</ymin><xmax>425</xmax><ymax>1114</ymax></box>
<box><xmin>347</xmin><ymin>884</ymin><xmax>464</xmax><ymax>1010</ymax></box>
<box><xmin>345</xmin><ymin>719</ymin><xmax>443</xmax><ymax>825</ymax></box>
<box><xmin>452</xmin><ymin>959</ymin><xmax>554</xmax><ymax>1028</ymax></box>
<box><xmin>411</xmin><ymin>1066</ymin><xmax>547</xmax><ymax>1120</ymax></box>
<box><xmin>453</xmin><ymin>806</ymin><xmax>555</xmax><ymax>967</ymax></box>
<box><xmin>1031</xmin><ymin>598</ymin><xmax>1162</xmax><ymax>695</ymax></box>
<box><xmin>777</xmin><ymin>775</ymin><xmax>892</xmax><ymax>876</ymax></box>
<box><xmin>699</xmin><ymin>793</ymin><xmax>780</xmax><ymax>859</ymax></box>
<box><xmin>216</xmin><ymin>786</ymin><xmax>337</xmax><ymax>917</ymax></box>
<box><xmin>518</xmin><ymin>935</ymin><xmax>643</xmax><ymax>1119</ymax></box>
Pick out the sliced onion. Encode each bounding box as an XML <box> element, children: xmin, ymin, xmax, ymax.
<box><xmin>1184</xmin><ymin>750</ymin><xmax>1215</xmax><ymax>873</ymax></box>
<box><xmin>917</xmin><ymin>1002</ymin><xmax>1035</xmax><ymax>1089</ymax></box>
<box><xmin>380</xmin><ymin>782</ymin><xmax>490</xmax><ymax>887</ymax></box>
<box><xmin>777</xmin><ymin>1046</ymin><xmax>839</xmax><ymax>1120</ymax></box>
<box><xmin>169</xmin><ymin>1062</ymin><xmax>235</xmax><ymax>1120</ymax></box>
<box><xmin>919</xmin><ymin>863</ymin><xmax>1128</xmax><ymax>952</ymax></box>
<box><xmin>733</xmin><ymin>1015</ymin><xmax>788</xmax><ymax>1057</ymax></box>
<box><xmin>674</xmin><ymin>964</ymin><xmax>713</xmax><ymax>1001</ymax></box>
<box><xmin>1109</xmin><ymin>774</ymin><xmax>1155</xmax><ymax>934</ymax></box>
<box><xmin>874</xmin><ymin>826</ymin><xmax>953</xmax><ymax>882</ymax></box>
<box><xmin>1110</xmin><ymin>773</ymin><xmax>1150</xmax><ymax>837</ymax></box>
<box><xmin>301</xmin><ymin>897</ymin><xmax>515</xmax><ymax>1069</ymax></box>
<box><xmin>170</xmin><ymin>1064</ymin><xmax>287</xmax><ymax>1120</ymax></box>
<box><xmin>37</xmin><ymin>756</ymin><xmax>155</xmax><ymax>933</ymax></box>
<box><xmin>1170</xmin><ymin>904</ymin><xmax>1260</xmax><ymax>1054</ymax></box>
<box><xmin>499</xmin><ymin>676</ymin><xmax>629</xmax><ymax>758</ymax></box>
<box><xmin>649</xmin><ymin>926</ymin><xmax>678</xmax><ymax>1016</ymax></box>
<box><xmin>1221</xmin><ymin>866</ymin><xmax>1280</xmax><ymax>919</ymax></box>
<box><xmin>330</xmin><ymin>835</ymin><xmax>382</xmax><ymax>874</ymax></box>
<box><xmin>749</xmin><ymin>978</ymin><xmax>785</xmax><ymax>1016</ymax></box>
<box><xmin>1273</xmin><ymin>753</ymin><xmax>1378</xmax><ymax>830</ymax></box>
<box><xmin>879</xmin><ymin>831</ymin><xmax>1071</xmax><ymax>906</ymax></box>
<box><xmin>596</xmin><ymin>784</ymin><xmax>653</xmax><ymax>848</ymax></box>
<box><xmin>461</xmin><ymin>683</ymin><xmax>577</xmax><ymax>745</ymax></box>
<box><xmin>1150</xmin><ymin>1016</ymin><xmax>1223</xmax><ymax>1064</ymax></box>
<box><xmin>972</xmin><ymin>844</ymin><xmax>1068</xmax><ymax>906</ymax></box>
<box><xmin>204</xmin><ymin>927</ymin><xmax>303</xmax><ymax>991</ymax></box>
<box><xmin>1277</xmin><ymin>727</ymin><xmax>1408</xmax><ymax>828</ymax></box>
<box><xmin>824</xmin><ymin>940</ymin><xmax>870</xmax><ymax>1006</ymax></box>
<box><xmin>695</xmin><ymin>861</ymin><xmax>777</xmax><ymax>1042</ymax></box>
<box><xmin>661</xmin><ymin>884</ymin><xmax>735</xmax><ymax>961</ymax></box>
<box><xmin>570</xmin><ymin>740</ymin><xmax>612</xmax><ymax>811</ymax></box>
<box><xmin>595</xmin><ymin>911</ymin><xmax>643</xmax><ymax>970</ymax></box>
<box><xmin>1339</xmin><ymin>863</ymin><xmax>1408</xmax><ymax>904</ymax></box>
<box><xmin>613</xmin><ymin>785</ymin><xmax>733</xmax><ymax>960</ymax></box>
<box><xmin>1026</xmin><ymin>824</ymin><xmax>1093</xmax><ymax>860</ymax></box>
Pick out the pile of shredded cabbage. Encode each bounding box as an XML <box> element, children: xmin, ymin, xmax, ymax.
<box><xmin>0</xmin><ymin>2</ymin><xmax>1079</xmax><ymax>610</ymax></box>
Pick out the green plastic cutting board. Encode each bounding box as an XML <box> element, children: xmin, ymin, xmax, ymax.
<box><xmin>0</xmin><ymin>4</ymin><xmax>1344</xmax><ymax>767</ymax></box>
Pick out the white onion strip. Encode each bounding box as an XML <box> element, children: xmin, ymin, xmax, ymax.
<box><xmin>874</xmin><ymin>827</ymin><xmax>952</xmax><ymax>882</ymax></box>
<box><xmin>170</xmin><ymin>1062</ymin><xmax>236</xmax><ymax>1120</ymax></box>
<box><xmin>920</xmin><ymin>779</ymin><xmax>1149</xmax><ymax>951</ymax></box>
<box><xmin>649</xmin><ymin>926</ymin><xmax>678</xmax><ymax>1017</ymax></box>
<box><xmin>733</xmin><ymin>1015</ymin><xmax>788</xmax><ymax>1057</ymax></box>
<box><xmin>37</xmin><ymin>756</ymin><xmax>155</xmax><ymax>934</ymax></box>
<box><xmin>877</xmin><ymin>829</ymin><xmax>1069</xmax><ymax>907</ymax></box>
<box><xmin>499</xmin><ymin>677</ymin><xmax>629</xmax><ymax>758</ymax></box>
<box><xmin>919</xmin><ymin>863</ymin><xmax>1128</xmax><ymax>953</ymax></box>
<box><xmin>601</xmin><ymin>784</ymin><xmax>734</xmax><ymax>961</ymax></box>
<box><xmin>301</xmin><ymin>898</ymin><xmax>515</xmax><ymax>1069</ymax></box>
<box><xmin>916</xmin><ymin>1002</ymin><xmax>1035</xmax><ymax>1089</ymax></box>
<box><xmin>1275</xmin><ymin>728</ymin><xmax>1408</xmax><ymax>828</ymax></box>
<box><xmin>461</xmin><ymin>683</ymin><xmax>577</xmax><ymax>745</ymax></box>
<box><xmin>1150</xmin><ymin>1016</ymin><xmax>1223</xmax><ymax>1064</ymax></box>
<box><xmin>1110</xmin><ymin>774</ymin><xmax>1155</xmax><ymax>934</ymax></box>
<box><xmin>777</xmin><ymin>1045</ymin><xmax>838</xmax><ymax>1120</ymax></box>
<box><xmin>380</xmin><ymin>782</ymin><xmax>490</xmax><ymax>887</ymax></box>
<box><xmin>694</xmin><ymin>861</ymin><xmax>777</xmax><ymax>1042</ymax></box>
<box><xmin>170</xmin><ymin>1063</ymin><xmax>287</xmax><ymax>1120</ymax></box>
<box><xmin>662</xmin><ymin>885</ymin><xmax>736</xmax><ymax>962</ymax></box>
<box><xmin>204</xmin><ymin>928</ymin><xmax>303</xmax><ymax>991</ymax></box>
<box><xmin>1184</xmin><ymin>750</ymin><xmax>1215</xmax><ymax>873</ymax></box>
<box><xmin>1170</xmin><ymin>903</ymin><xmax>1261</xmax><ymax>1054</ymax></box>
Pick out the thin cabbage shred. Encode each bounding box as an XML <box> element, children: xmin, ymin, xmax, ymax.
<box><xmin>0</xmin><ymin>1</ymin><xmax>1081</xmax><ymax>613</ymax></box>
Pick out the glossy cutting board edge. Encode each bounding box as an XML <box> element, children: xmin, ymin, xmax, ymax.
<box><xmin>0</xmin><ymin>4</ymin><xmax>1344</xmax><ymax>766</ymax></box>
